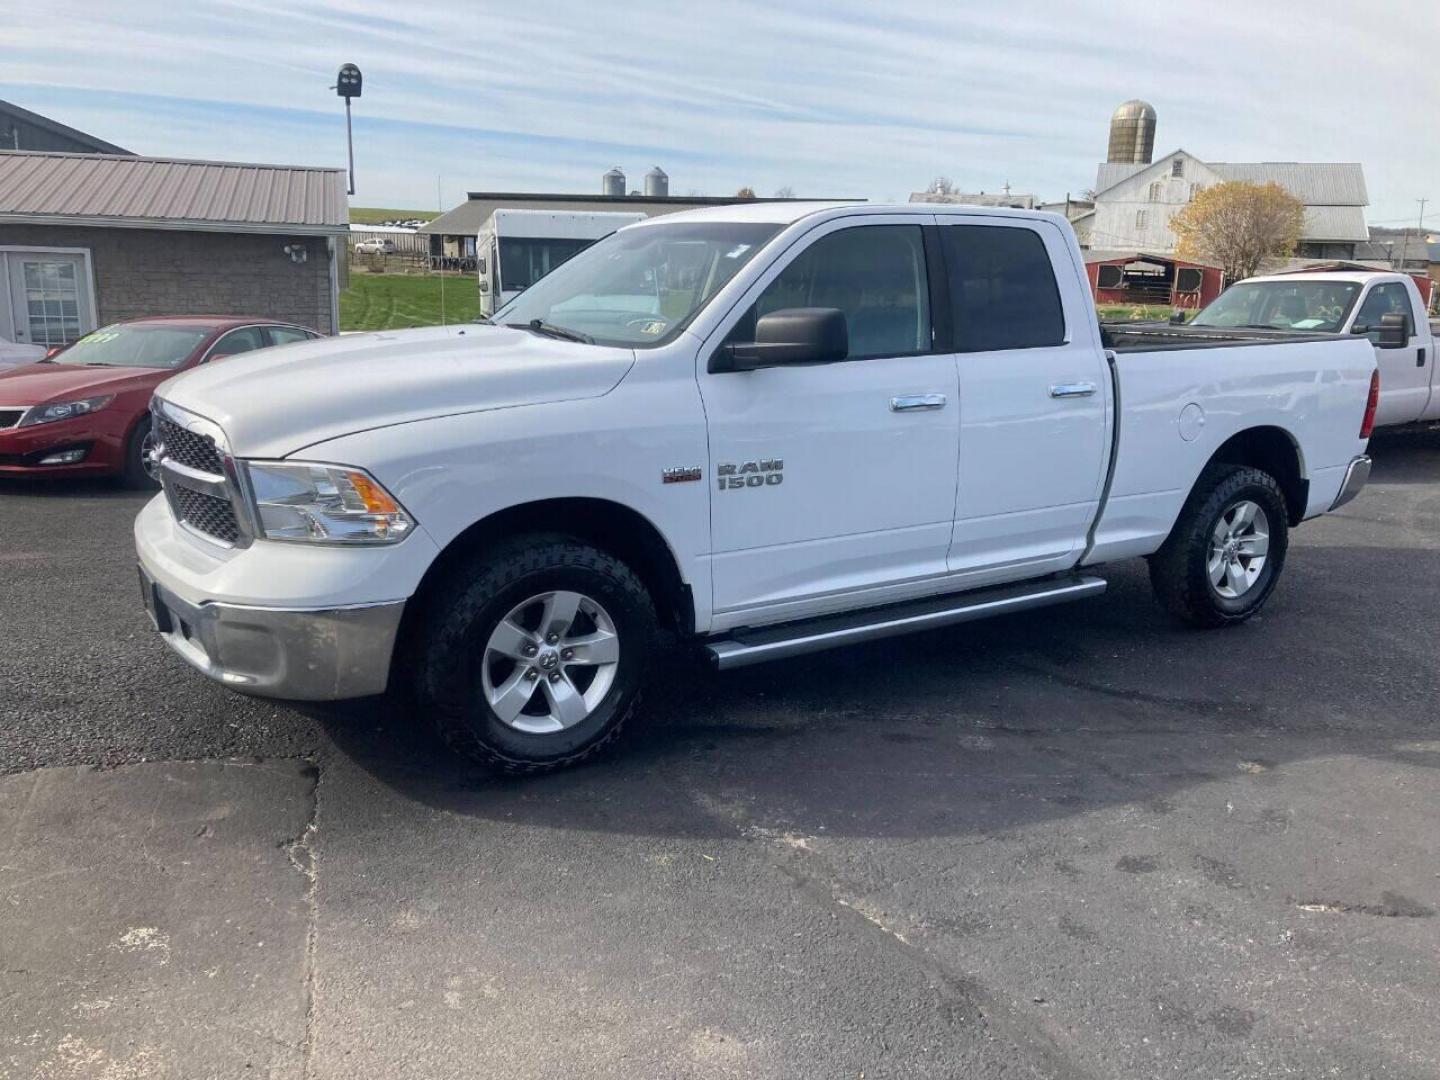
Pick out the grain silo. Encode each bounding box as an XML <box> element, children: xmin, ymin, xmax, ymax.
<box><xmin>644</xmin><ymin>166</ymin><xmax>669</xmax><ymax>198</ymax></box>
<box><xmin>602</xmin><ymin>167</ymin><xmax>626</xmax><ymax>197</ymax></box>
<box><xmin>1107</xmin><ymin>100</ymin><xmax>1156</xmax><ymax>165</ymax></box>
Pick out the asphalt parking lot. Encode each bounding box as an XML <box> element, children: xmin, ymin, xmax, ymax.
<box><xmin>3</xmin><ymin>427</ymin><xmax>1439</xmax><ymax>1079</ymax></box>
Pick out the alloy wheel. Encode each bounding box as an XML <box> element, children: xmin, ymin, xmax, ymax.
<box><xmin>1207</xmin><ymin>499</ymin><xmax>1270</xmax><ymax>599</ymax></box>
<box><xmin>480</xmin><ymin>590</ymin><xmax>621</xmax><ymax>734</ymax></box>
<box><xmin>140</xmin><ymin>429</ymin><xmax>161</xmax><ymax>480</ymax></box>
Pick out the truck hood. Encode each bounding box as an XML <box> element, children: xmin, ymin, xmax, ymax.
<box><xmin>0</xmin><ymin>362</ymin><xmax>171</xmax><ymax>407</ymax></box>
<box><xmin>156</xmin><ymin>324</ymin><xmax>636</xmax><ymax>458</ymax></box>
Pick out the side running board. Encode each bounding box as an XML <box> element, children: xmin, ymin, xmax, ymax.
<box><xmin>704</xmin><ymin>575</ymin><xmax>1107</xmax><ymax>670</ymax></box>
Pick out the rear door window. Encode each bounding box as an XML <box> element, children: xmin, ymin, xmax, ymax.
<box><xmin>939</xmin><ymin>225</ymin><xmax>1066</xmax><ymax>351</ymax></box>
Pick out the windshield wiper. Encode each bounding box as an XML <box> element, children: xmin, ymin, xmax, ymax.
<box><xmin>507</xmin><ymin>319</ymin><xmax>593</xmax><ymax>345</ymax></box>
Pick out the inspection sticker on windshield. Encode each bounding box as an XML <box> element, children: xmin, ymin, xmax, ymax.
<box><xmin>724</xmin><ymin>244</ymin><xmax>753</xmax><ymax>259</ymax></box>
<box><xmin>638</xmin><ymin>320</ymin><xmax>667</xmax><ymax>335</ymax></box>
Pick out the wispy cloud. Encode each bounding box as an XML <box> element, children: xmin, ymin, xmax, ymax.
<box><xmin>3</xmin><ymin>0</ymin><xmax>1436</xmax><ymax>218</ymax></box>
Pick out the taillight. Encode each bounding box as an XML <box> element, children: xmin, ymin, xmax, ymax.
<box><xmin>1359</xmin><ymin>369</ymin><xmax>1380</xmax><ymax>439</ymax></box>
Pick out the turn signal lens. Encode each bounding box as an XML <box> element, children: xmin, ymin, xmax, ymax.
<box><xmin>1359</xmin><ymin>369</ymin><xmax>1380</xmax><ymax>439</ymax></box>
<box><xmin>347</xmin><ymin>471</ymin><xmax>403</xmax><ymax>515</ymax></box>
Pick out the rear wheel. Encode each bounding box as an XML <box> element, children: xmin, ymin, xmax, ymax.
<box><xmin>1148</xmin><ymin>464</ymin><xmax>1290</xmax><ymax>628</ymax></box>
<box><xmin>121</xmin><ymin>417</ymin><xmax>161</xmax><ymax>490</ymax></box>
<box><xmin>413</xmin><ymin>535</ymin><xmax>657</xmax><ymax>773</ymax></box>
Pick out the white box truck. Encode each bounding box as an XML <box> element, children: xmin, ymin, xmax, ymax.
<box><xmin>476</xmin><ymin>209</ymin><xmax>646</xmax><ymax>318</ymax></box>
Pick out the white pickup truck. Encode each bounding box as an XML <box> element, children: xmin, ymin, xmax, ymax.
<box><xmin>1188</xmin><ymin>269</ymin><xmax>1437</xmax><ymax>428</ymax></box>
<box><xmin>135</xmin><ymin>204</ymin><xmax>1377</xmax><ymax>771</ymax></box>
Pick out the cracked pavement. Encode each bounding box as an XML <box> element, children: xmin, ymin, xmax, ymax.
<box><xmin>2</xmin><ymin>425</ymin><xmax>1439</xmax><ymax>1078</ymax></box>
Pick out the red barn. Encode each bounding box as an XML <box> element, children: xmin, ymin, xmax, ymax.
<box><xmin>1085</xmin><ymin>250</ymin><xmax>1225</xmax><ymax>311</ymax></box>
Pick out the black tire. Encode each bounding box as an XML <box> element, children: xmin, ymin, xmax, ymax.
<box><xmin>412</xmin><ymin>534</ymin><xmax>657</xmax><ymax>773</ymax></box>
<box><xmin>1148</xmin><ymin>463</ymin><xmax>1290</xmax><ymax>628</ymax></box>
<box><xmin>120</xmin><ymin>416</ymin><xmax>161</xmax><ymax>490</ymax></box>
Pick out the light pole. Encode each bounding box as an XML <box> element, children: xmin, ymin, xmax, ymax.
<box><xmin>332</xmin><ymin>64</ymin><xmax>362</xmax><ymax>196</ymax></box>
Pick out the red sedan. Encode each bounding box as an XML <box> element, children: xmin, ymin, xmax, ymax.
<box><xmin>0</xmin><ymin>316</ymin><xmax>321</xmax><ymax>486</ymax></box>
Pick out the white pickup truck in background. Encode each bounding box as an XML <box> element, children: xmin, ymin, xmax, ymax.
<box><xmin>136</xmin><ymin>204</ymin><xmax>1377</xmax><ymax>771</ymax></box>
<box><xmin>1188</xmin><ymin>269</ymin><xmax>1437</xmax><ymax>429</ymax></box>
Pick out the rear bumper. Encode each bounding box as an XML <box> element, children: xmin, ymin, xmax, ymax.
<box><xmin>1328</xmin><ymin>454</ymin><xmax>1371</xmax><ymax>512</ymax></box>
<box><xmin>138</xmin><ymin>563</ymin><xmax>405</xmax><ymax>700</ymax></box>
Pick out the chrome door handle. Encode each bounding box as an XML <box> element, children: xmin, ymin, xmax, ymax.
<box><xmin>1050</xmin><ymin>383</ymin><xmax>1097</xmax><ymax>398</ymax></box>
<box><xmin>890</xmin><ymin>394</ymin><xmax>947</xmax><ymax>412</ymax></box>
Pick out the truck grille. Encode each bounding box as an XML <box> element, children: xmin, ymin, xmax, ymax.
<box><xmin>155</xmin><ymin>414</ymin><xmax>224</xmax><ymax>475</ymax></box>
<box><xmin>0</xmin><ymin>408</ymin><xmax>24</xmax><ymax>429</ymax></box>
<box><xmin>154</xmin><ymin>404</ymin><xmax>245</xmax><ymax>547</ymax></box>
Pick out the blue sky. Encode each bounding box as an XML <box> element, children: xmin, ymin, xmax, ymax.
<box><xmin>3</xmin><ymin>0</ymin><xmax>1437</xmax><ymax>223</ymax></box>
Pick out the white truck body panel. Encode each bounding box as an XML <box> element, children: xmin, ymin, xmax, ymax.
<box><xmin>1087</xmin><ymin>341</ymin><xmax>1375</xmax><ymax>564</ymax></box>
<box><xmin>138</xmin><ymin>203</ymin><xmax>1377</xmax><ymax>697</ymax></box>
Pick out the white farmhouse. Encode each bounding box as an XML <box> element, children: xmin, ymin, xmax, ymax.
<box><xmin>1088</xmin><ymin>149</ymin><xmax>1369</xmax><ymax>262</ymax></box>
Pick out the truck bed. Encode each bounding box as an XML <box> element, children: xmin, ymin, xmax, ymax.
<box><xmin>1100</xmin><ymin>322</ymin><xmax>1346</xmax><ymax>353</ymax></box>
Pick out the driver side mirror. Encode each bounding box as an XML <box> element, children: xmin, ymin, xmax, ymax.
<box><xmin>1168</xmin><ymin>311</ymin><xmax>1186</xmax><ymax>325</ymax></box>
<box><xmin>1375</xmin><ymin>312</ymin><xmax>1410</xmax><ymax>349</ymax></box>
<box><xmin>711</xmin><ymin>307</ymin><xmax>849</xmax><ymax>373</ymax></box>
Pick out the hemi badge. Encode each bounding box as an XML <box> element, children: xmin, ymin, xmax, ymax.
<box><xmin>662</xmin><ymin>466</ymin><xmax>702</xmax><ymax>484</ymax></box>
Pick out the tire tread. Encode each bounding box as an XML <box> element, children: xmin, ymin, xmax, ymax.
<box><xmin>1148</xmin><ymin>463</ymin><xmax>1289</xmax><ymax>628</ymax></box>
<box><xmin>414</xmin><ymin>534</ymin><xmax>654</xmax><ymax>774</ymax></box>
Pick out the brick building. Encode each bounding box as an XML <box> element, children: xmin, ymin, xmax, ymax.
<box><xmin>0</xmin><ymin>150</ymin><xmax>348</xmax><ymax>347</ymax></box>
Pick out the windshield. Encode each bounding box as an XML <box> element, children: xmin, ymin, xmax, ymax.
<box><xmin>1191</xmin><ymin>281</ymin><xmax>1360</xmax><ymax>333</ymax></box>
<box><xmin>493</xmin><ymin>222</ymin><xmax>782</xmax><ymax>347</ymax></box>
<box><xmin>50</xmin><ymin>325</ymin><xmax>209</xmax><ymax>369</ymax></box>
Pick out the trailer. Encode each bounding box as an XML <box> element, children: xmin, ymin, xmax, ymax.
<box><xmin>477</xmin><ymin>209</ymin><xmax>646</xmax><ymax>317</ymax></box>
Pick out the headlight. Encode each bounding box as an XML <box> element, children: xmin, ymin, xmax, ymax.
<box><xmin>243</xmin><ymin>461</ymin><xmax>415</xmax><ymax>544</ymax></box>
<box><xmin>19</xmin><ymin>395</ymin><xmax>114</xmax><ymax>427</ymax></box>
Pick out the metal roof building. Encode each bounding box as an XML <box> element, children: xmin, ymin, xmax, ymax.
<box><xmin>0</xmin><ymin>151</ymin><xmax>348</xmax><ymax>235</ymax></box>
<box><xmin>0</xmin><ymin>150</ymin><xmax>349</xmax><ymax>345</ymax></box>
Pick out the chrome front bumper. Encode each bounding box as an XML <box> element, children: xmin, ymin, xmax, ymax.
<box><xmin>1329</xmin><ymin>454</ymin><xmax>1372</xmax><ymax>512</ymax></box>
<box><xmin>138</xmin><ymin>565</ymin><xmax>405</xmax><ymax>700</ymax></box>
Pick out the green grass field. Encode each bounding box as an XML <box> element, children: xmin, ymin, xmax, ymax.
<box><xmin>348</xmin><ymin>207</ymin><xmax>439</xmax><ymax>225</ymax></box>
<box><xmin>340</xmin><ymin>273</ymin><xmax>479</xmax><ymax>331</ymax></box>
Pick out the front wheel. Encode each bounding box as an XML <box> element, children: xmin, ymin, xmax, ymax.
<box><xmin>121</xmin><ymin>417</ymin><xmax>161</xmax><ymax>490</ymax></box>
<box><xmin>1148</xmin><ymin>464</ymin><xmax>1290</xmax><ymax>628</ymax></box>
<box><xmin>413</xmin><ymin>535</ymin><xmax>657</xmax><ymax>773</ymax></box>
